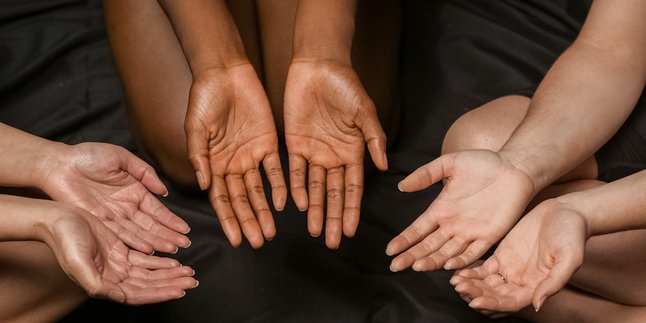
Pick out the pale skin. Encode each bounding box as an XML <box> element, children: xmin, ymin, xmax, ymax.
<box><xmin>104</xmin><ymin>0</ymin><xmax>398</xmax><ymax>249</ymax></box>
<box><xmin>386</xmin><ymin>0</ymin><xmax>646</xmax><ymax>320</ymax></box>
<box><xmin>451</xmin><ymin>170</ymin><xmax>646</xmax><ymax>319</ymax></box>
<box><xmin>387</xmin><ymin>0</ymin><xmax>646</xmax><ymax>272</ymax></box>
<box><xmin>0</xmin><ymin>123</ymin><xmax>191</xmax><ymax>254</ymax></box>
<box><xmin>0</xmin><ymin>194</ymin><xmax>198</xmax><ymax>322</ymax></box>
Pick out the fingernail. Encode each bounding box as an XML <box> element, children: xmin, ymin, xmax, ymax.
<box><xmin>536</xmin><ymin>297</ymin><xmax>546</xmax><ymax>312</ymax></box>
<box><xmin>172</xmin><ymin>246</ymin><xmax>179</xmax><ymax>254</ymax></box>
<box><xmin>397</xmin><ymin>183</ymin><xmax>404</xmax><ymax>192</ymax></box>
<box><xmin>385</xmin><ymin>247</ymin><xmax>393</xmax><ymax>256</ymax></box>
<box><xmin>185</xmin><ymin>240</ymin><xmax>192</xmax><ymax>248</ymax></box>
<box><xmin>162</xmin><ymin>187</ymin><xmax>169</xmax><ymax>197</ymax></box>
<box><xmin>178</xmin><ymin>291</ymin><xmax>186</xmax><ymax>299</ymax></box>
<box><xmin>194</xmin><ymin>280</ymin><xmax>200</xmax><ymax>288</ymax></box>
<box><xmin>191</xmin><ymin>269</ymin><xmax>196</xmax><ymax>276</ymax></box>
<box><xmin>382</xmin><ymin>152</ymin><xmax>388</xmax><ymax>169</ymax></box>
<box><xmin>389</xmin><ymin>265</ymin><xmax>398</xmax><ymax>272</ymax></box>
<box><xmin>196</xmin><ymin>171</ymin><xmax>206</xmax><ymax>190</ymax></box>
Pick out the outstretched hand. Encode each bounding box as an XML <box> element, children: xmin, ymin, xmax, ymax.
<box><xmin>185</xmin><ymin>65</ymin><xmax>287</xmax><ymax>249</ymax></box>
<box><xmin>43</xmin><ymin>142</ymin><xmax>191</xmax><ymax>255</ymax></box>
<box><xmin>284</xmin><ymin>61</ymin><xmax>388</xmax><ymax>249</ymax></box>
<box><xmin>387</xmin><ymin>149</ymin><xmax>535</xmax><ymax>271</ymax></box>
<box><xmin>45</xmin><ymin>204</ymin><xmax>198</xmax><ymax>304</ymax></box>
<box><xmin>450</xmin><ymin>199</ymin><xmax>587</xmax><ymax>313</ymax></box>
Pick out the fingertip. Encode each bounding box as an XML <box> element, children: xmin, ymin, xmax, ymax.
<box><xmin>196</xmin><ymin>171</ymin><xmax>207</xmax><ymax>191</ymax></box>
<box><xmin>397</xmin><ymin>182</ymin><xmax>404</xmax><ymax>192</ymax></box>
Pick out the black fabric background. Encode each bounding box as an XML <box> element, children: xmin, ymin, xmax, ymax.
<box><xmin>6</xmin><ymin>0</ymin><xmax>642</xmax><ymax>322</ymax></box>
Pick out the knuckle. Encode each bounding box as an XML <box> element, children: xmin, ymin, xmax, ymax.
<box><xmin>309</xmin><ymin>180</ymin><xmax>324</xmax><ymax>189</ymax></box>
<box><xmin>249</xmin><ymin>184</ymin><xmax>264</xmax><ymax>194</ymax></box>
<box><xmin>345</xmin><ymin>183</ymin><xmax>362</xmax><ymax>193</ymax></box>
<box><xmin>291</xmin><ymin>168</ymin><xmax>305</xmax><ymax>177</ymax></box>
<box><xmin>230</xmin><ymin>194</ymin><xmax>249</xmax><ymax>204</ymax></box>
<box><xmin>212</xmin><ymin>193</ymin><xmax>230</xmax><ymax>204</ymax></box>
<box><xmin>327</xmin><ymin>188</ymin><xmax>343</xmax><ymax>200</ymax></box>
<box><xmin>266</xmin><ymin>167</ymin><xmax>282</xmax><ymax>177</ymax></box>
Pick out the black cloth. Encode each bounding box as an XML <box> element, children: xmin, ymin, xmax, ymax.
<box><xmin>2</xmin><ymin>0</ymin><xmax>644</xmax><ymax>322</ymax></box>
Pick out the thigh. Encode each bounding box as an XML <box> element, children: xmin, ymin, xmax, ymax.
<box><xmin>0</xmin><ymin>241</ymin><xmax>86</xmax><ymax>322</ymax></box>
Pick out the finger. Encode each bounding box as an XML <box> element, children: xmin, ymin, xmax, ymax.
<box><xmin>398</xmin><ymin>156</ymin><xmax>448</xmax><ymax>192</ymax></box>
<box><xmin>412</xmin><ymin>236</ymin><xmax>468</xmax><ymax>271</ymax></box>
<box><xmin>355</xmin><ymin>100</ymin><xmax>388</xmax><ymax>170</ymax></box>
<box><xmin>262</xmin><ymin>152</ymin><xmax>287</xmax><ymax>211</ymax></box>
<box><xmin>343</xmin><ymin>163</ymin><xmax>363</xmax><ymax>238</ymax></box>
<box><xmin>185</xmin><ymin>120</ymin><xmax>211</xmax><ymax>190</ymax></box>
<box><xmin>244</xmin><ymin>169</ymin><xmax>276</xmax><ymax>241</ymax></box>
<box><xmin>66</xmin><ymin>255</ymin><xmax>126</xmax><ymax>303</ymax></box>
<box><xmin>124</xmin><ymin>275</ymin><xmax>198</xmax><ymax>290</ymax></box>
<box><xmin>140</xmin><ymin>193</ymin><xmax>191</xmax><ymax>235</ymax></box>
<box><xmin>325</xmin><ymin>166</ymin><xmax>345</xmax><ymax>249</ymax></box>
<box><xmin>454</xmin><ymin>280</ymin><xmax>485</xmax><ymax>301</ymax></box>
<box><xmin>120</xmin><ymin>283</ymin><xmax>190</xmax><ymax>305</ymax></box>
<box><xmin>131</xmin><ymin>210</ymin><xmax>190</xmax><ymax>251</ymax></box>
<box><xmin>128</xmin><ymin>251</ymin><xmax>182</xmax><ymax>269</ymax></box>
<box><xmin>307</xmin><ymin>165</ymin><xmax>326</xmax><ymax>237</ymax></box>
<box><xmin>119</xmin><ymin>148</ymin><xmax>169</xmax><ymax>197</ymax></box>
<box><xmin>445</xmin><ymin>240</ymin><xmax>493</xmax><ymax>270</ymax></box>
<box><xmin>226</xmin><ymin>174</ymin><xmax>264</xmax><ymax>249</ymax></box>
<box><xmin>288</xmin><ymin>154</ymin><xmax>308</xmax><ymax>211</ymax></box>
<box><xmin>388</xmin><ymin>226</ymin><xmax>448</xmax><ymax>272</ymax></box>
<box><xmin>533</xmin><ymin>257</ymin><xmax>581</xmax><ymax>311</ymax></box>
<box><xmin>209</xmin><ymin>176</ymin><xmax>242</xmax><ymax>247</ymax></box>
<box><xmin>102</xmin><ymin>221</ymin><xmax>154</xmax><ymax>255</ymax></box>
<box><xmin>129</xmin><ymin>266</ymin><xmax>195</xmax><ymax>280</ymax></box>
<box><xmin>385</xmin><ymin>209</ymin><xmax>440</xmax><ymax>256</ymax></box>
<box><xmin>117</xmin><ymin>218</ymin><xmax>178</xmax><ymax>254</ymax></box>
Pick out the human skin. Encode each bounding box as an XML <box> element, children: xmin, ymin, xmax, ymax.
<box><xmin>104</xmin><ymin>0</ymin><xmax>392</xmax><ymax>249</ymax></box>
<box><xmin>0</xmin><ymin>194</ymin><xmax>198</xmax><ymax>322</ymax></box>
<box><xmin>451</xmin><ymin>169</ymin><xmax>646</xmax><ymax>314</ymax></box>
<box><xmin>386</xmin><ymin>0</ymin><xmax>646</xmax><ymax>272</ymax></box>
<box><xmin>0</xmin><ymin>123</ymin><xmax>191</xmax><ymax>254</ymax></box>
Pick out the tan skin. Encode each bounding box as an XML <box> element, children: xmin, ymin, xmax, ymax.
<box><xmin>104</xmin><ymin>0</ymin><xmax>399</xmax><ymax>249</ymax></box>
<box><xmin>386</xmin><ymin>0</ymin><xmax>646</xmax><ymax>320</ymax></box>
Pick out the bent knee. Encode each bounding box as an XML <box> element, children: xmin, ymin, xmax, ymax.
<box><xmin>442</xmin><ymin>95</ymin><xmax>530</xmax><ymax>154</ymax></box>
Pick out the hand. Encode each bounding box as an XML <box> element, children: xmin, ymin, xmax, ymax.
<box><xmin>43</xmin><ymin>142</ymin><xmax>191</xmax><ymax>254</ymax></box>
<box><xmin>386</xmin><ymin>149</ymin><xmax>535</xmax><ymax>271</ymax></box>
<box><xmin>449</xmin><ymin>199</ymin><xmax>587</xmax><ymax>313</ymax></box>
<box><xmin>44</xmin><ymin>204</ymin><xmax>198</xmax><ymax>304</ymax></box>
<box><xmin>284</xmin><ymin>60</ymin><xmax>388</xmax><ymax>249</ymax></box>
<box><xmin>185</xmin><ymin>64</ymin><xmax>286</xmax><ymax>249</ymax></box>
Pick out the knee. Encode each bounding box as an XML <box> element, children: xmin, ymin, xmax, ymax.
<box><xmin>442</xmin><ymin>95</ymin><xmax>530</xmax><ymax>154</ymax></box>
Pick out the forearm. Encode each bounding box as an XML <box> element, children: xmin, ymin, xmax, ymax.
<box><xmin>556</xmin><ymin>169</ymin><xmax>646</xmax><ymax>237</ymax></box>
<box><xmin>158</xmin><ymin>0</ymin><xmax>248</xmax><ymax>74</ymax></box>
<box><xmin>0</xmin><ymin>123</ymin><xmax>67</xmax><ymax>189</ymax></box>
<box><xmin>499</xmin><ymin>0</ymin><xmax>646</xmax><ymax>193</ymax></box>
<box><xmin>0</xmin><ymin>194</ymin><xmax>62</xmax><ymax>242</ymax></box>
<box><xmin>292</xmin><ymin>0</ymin><xmax>357</xmax><ymax>65</ymax></box>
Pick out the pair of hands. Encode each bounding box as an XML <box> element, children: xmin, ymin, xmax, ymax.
<box><xmin>386</xmin><ymin>149</ymin><xmax>585</xmax><ymax>313</ymax></box>
<box><xmin>40</xmin><ymin>142</ymin><xmax>196</xmax><ymax>303</ymax></box>
<box><xmin>185</xmin><ymin>60</ymin><xmax>387</xmax><ymax>249</ymax></box>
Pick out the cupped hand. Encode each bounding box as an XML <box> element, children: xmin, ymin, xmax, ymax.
<box><xmin>284</xmin><ymin>60</ymin><xmax>388</xmax><ymax>249</ymax></box>
<box><xmin>185</xmin><ymin>64</ymin><xmax>286</xmax><ymax>249</ymax></box>
<box><xmin>43</xmin><ymin>142</ymin><xmax>191</xmax><ymax>255</ymax></box>
<box><xmin>386</xmin><ymin>149</ymin><xmax>535</xmax><ymax>271</ymax></box>
<box><xmin>45</xmin><ymin>205</ymin><xmax>198</xmax><ymax>305</ymax></box>
<box><xmin>449</xmin><ymin>199</ymin><xmax>587</xmax><ymax>313</ymax></box>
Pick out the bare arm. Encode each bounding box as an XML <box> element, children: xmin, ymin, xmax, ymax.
<box><xmin>500</xmin><ymin>0</ymin><xmax>646</xmax><ymax>193</ymax></box>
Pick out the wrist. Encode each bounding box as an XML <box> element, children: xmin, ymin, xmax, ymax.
<box><xmin>553</xmin><ymin>193</ymin><xmax>595</xmax><ymax>238</ymax></box>
<box><xmin>30</xmin><ymin>141</ymin><xmax>71</xmax><ymax>192</ymax></box>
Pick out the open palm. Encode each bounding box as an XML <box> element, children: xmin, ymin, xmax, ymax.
<box><xmin>284</xmin><ymin>61</ymin><xmax>387</xmax><ymax>249</ymax></box>
<box><xmin>43</xmin><ymin>142</ymin><xmax>191</xmax><ymax>255</ymax></box>
<box><xmin>185</xmin><ymin>65</ymin><xmax>286</xmax><ymax>249</ymax></box>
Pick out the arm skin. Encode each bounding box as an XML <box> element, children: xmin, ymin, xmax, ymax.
<box><xmin>284</xmin><ymin>0</ymin><xmax>388</xmax><ymax>249</ymax></box>
<box><xmin>387</xmin><ymin>0</ymin><xmax>646</xmax><ymax>271</ymax></box>
<box><xmin>0</xmin><ymin>122</ymin><xmax>191</xmax><ymax>254</ymax></box>
<box><xmin>0</xmin><ymin>194</ymin><xmax>197</xmax><ymax>304</ymax></box>
<box><xmin>128</xmin><ymin>0</ymin><xmax>287</xmax><ymax>249</ymax></box>
<box><xmin>451</xmin><ymin>169</ymin><xmax>646</xmax><ymax>313</ymax></box>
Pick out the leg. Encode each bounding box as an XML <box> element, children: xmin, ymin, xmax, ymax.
<box><xmin>0</xmin><ymin>241</ymin><xmax>86</xmax><ymax>322</ymax></box>
<box><xmin>442</xmin><ymin>95</ymin><xmax>598</xmax><ymax>182</ymax></box>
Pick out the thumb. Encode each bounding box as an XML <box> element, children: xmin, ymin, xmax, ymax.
<box><xmin>356</xmin><ymin>102</ymin><xmax>388</xmax><ymax>171</ymax></box>
<box><xmin>66</xmin><ymin>256</ymin><xmax>126</xmax><ymax>303</ymax></box>
<box><xmin>185</xmin><ymin>120</ymin><xmax>212</xmax><ymax>190</ymax></box>
<box><xmin>532</xmin><ymin>257</ymin><xmax>579</xmax><ymax>311</ymax></box>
